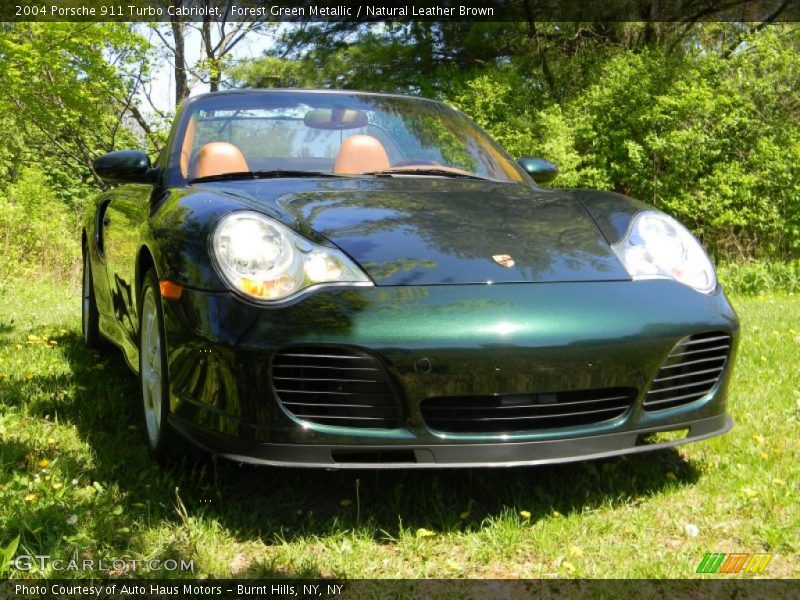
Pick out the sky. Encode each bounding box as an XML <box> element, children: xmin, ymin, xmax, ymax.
<box><xmin>135</xmin><ymin>24</ymin><xmax>276</xmax><ymax>115</ymax></box>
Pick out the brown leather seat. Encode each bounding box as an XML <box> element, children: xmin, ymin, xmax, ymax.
<box><xmin>192</xmin><ymin>142</ymin><xmax>249</xmax><ymax>179</ymax></box>
<box><xmin>180</xmin><ymin>116</ymin><xmax>196</xmax><ymax>178</ymax></box>
<box><xmin>333</xmin><ymin>135</ymin><xmax>390</xmax><ymax>175</ymax></box>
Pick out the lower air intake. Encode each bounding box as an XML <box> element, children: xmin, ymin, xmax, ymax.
<box><xmin>272</xmin><ymin>345</ymin><xmax>401</xmax><ymax>428</ymax></box>
<box><xmin>420</xmin><ymin>388</ymin><xmax>636</xmax><ymax>434</ymax></box>
<box><xmin>644</xmin><ymin>332</ymin><xmax>731</xmax><ymax>411</ymax></box>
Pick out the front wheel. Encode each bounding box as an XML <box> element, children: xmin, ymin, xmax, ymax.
<box><xmin>139</xmin><ymin>269</ymin><xmax>173</xmax><ymax>458</ymax></box>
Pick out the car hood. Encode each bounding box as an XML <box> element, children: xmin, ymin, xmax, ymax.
<box><xmin>200</xmin><ymin>178</ymin><xmax>630</xmax><ymax>286</ymax></box>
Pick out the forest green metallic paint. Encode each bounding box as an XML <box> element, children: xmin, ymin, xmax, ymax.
<box><xmin>163</xmin><ymin>279</ymin><xmax>736</xmax><ymax>445</ymax></box>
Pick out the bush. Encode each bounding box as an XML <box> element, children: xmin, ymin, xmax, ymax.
<box><xmin>0</xmin><ymin>168</ymin><xmax>81</xmax><ymax>284</ymax></box>
<box><xmin>717</xmin><ymin>261</ymin><xmax>800</xmax><ymax>296</ymax></box>
<box><xmin>571</xmin><ymin>30</ymin><xmax>800</xmax><ymax>262</ymax></box>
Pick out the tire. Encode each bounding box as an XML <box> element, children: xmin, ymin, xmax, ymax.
<box><xmin>82</xmin><ymin>245</ymin><xmax>102</xmax><ymax>349</ymax></box>
<box><xmin>138</xmin><ymin>268</ymin><xmax>173</xmax><ymax>459</ymax></box>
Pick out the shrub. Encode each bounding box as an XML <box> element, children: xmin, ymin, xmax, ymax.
<box><xmin>0</xmin><ymin>168</ymin><xmax>81</xmax><ymax>284</ymax></box>
<box><xmin>717</xmin><ymin>261</ymin><xmax>800</xmax><ymax>296</ymax></box>
<box><xmin>570</xmin><ymin>30</ymin><xmax>800</xmax><ymax>262</ymax></box>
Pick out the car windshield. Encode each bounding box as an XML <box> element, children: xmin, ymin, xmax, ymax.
<box><xmin>175</xmin><ymin>91</ymin><xmax>527</xmax><ymax>183</ymax></box>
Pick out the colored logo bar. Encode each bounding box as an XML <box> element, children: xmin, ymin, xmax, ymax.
<box><xmin>696</xmin><ymin>552</ymin><xmax>772</xmax><ymax>574</ymax></box>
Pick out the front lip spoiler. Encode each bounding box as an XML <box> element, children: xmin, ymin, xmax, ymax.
<box><xmin>169</xmin><ymin>413</ymin><xmax>732</xmax><ymax>470</ymax></box>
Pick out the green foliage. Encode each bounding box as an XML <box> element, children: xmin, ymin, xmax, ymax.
<box><xmin>0</xmin><ymin>169</ymin><xmax>81</xmax><ymax>283</ymax></box>
<box><xmin>0</xmin><ymin>535</ymin><xmax>19</xmax><ymax>577</ymax></box>
<box><xmin>718</xmin><ymin>261</ymin><xmax>800</xmax><ymax>296</ymax></box>
<box><xmin>444</xmin><ymin>69</ymin><xmax>611</xmax><ymax>190</ymax></box>
<box><xmin>0</xmin><ymin>23</ymin><xmax>151</xmax><ymax>282</ymax></box>
<box><xmin>227</xmin><ymin>55</ymin><xmax>320</xmax><ymax>89</ymax></box>
<box><xmin>562</xmin><ymin>28</ymin><xmax>800</xmax><ymax>260</ymax></box>
<box><xmin>230</xmin><ymin>23</ymin><xmax>520</xmax><ymax>96</ymax></box>
<box><xmin>445</xmin><ymin>69</ymin><xmax>536</xmax><ymax>159</ymax></box>
<box><xmin>0</xmin><ymin>23</ymin><xmax>149</xmax><ymax>181</ymax></box>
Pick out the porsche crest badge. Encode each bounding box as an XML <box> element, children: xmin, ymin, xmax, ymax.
<box><xmin>492</xmin><ymin>254</ymin><xmax>515</xmax><ymax>268</ymax></box>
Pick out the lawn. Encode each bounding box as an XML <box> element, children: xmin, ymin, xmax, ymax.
<box><xmin>0</xmin><ymin>280</ymin><xmax>798</xmax><ymax>579</ymax></box>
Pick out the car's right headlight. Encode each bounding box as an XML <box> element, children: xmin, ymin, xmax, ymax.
<box><xmin>211</xmin><ymin>211</ymin><xmax>372</xmax><ymax>303</ymax></box>
<box><xmin>611</xmin><ymin>211</ymin><xmax>717</xmax><ymax>294</ymax></box>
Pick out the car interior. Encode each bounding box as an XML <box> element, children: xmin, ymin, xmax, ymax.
<box><xmin>179</xmin><ymin>106</ymin><xmax>469</xmax><ymax>180</ymax></box>
<box><xmin>189</xmin><ymin>134</ymin><xmax>397</xmax><ymax>179</ymax></box>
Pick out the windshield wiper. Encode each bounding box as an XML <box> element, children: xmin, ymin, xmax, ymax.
<box><xmin>189</xmin><ymin>170</ymin><xmax>341</xmax><ymax>184</ymax></box>
<box><xmin>365</xmin><ymin>167</ymin><xmax>490</xmax><ymax>181</ymax></box>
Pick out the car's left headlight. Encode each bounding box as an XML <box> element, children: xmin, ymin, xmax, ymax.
<box><xmin>211</xmin><ymin>211</ymin><xmax>372</xmax><ymax>303</ymax></box>
<box><xmin>611</xmin><ymin>211</ymin><xmax>717</xmax><ymax>294</ymax></box>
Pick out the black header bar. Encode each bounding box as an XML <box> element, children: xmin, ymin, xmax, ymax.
<box><xmin>4</xmin><ymin>0</ymin><xmax>800</xmax><ymax>23</ymax></box>
<box><xmin>2</xmin><ymin>579</ymin><xmax>800</xmax><ymax>599</ymax></box>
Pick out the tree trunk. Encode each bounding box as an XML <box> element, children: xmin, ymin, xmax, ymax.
<box><xmin>171</xmin><ymin>1</ymin><xmax>190</xmax><ymax>106</ymax></box>
<box><xmin>201</xmin><ymin>17</ymin><xmax>220</xmax><ymax>92</ymax></box>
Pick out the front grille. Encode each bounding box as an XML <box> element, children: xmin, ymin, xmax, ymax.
<box><xmin>644</xmin><ymin>332</ymin><xmax>731</xmax><ymax>411</ymax></box>
<box><xmin>420</xmin><ymin>388</ymin><xmax>636</xmax><ymax>434</ymax></box>
<box><xmin>271</xmin><ymin>345</ymin><xmax>401</xmax><ymax>428</ymax></box>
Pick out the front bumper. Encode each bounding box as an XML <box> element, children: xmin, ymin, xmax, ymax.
<box><xmin>161</xmin><ymin>279</ymin><xmax>739</xmax><ymax>467</ymax></box>
<box><xmin>171</xmin><ymin>413</ymin><xmax>732</xmax><ymax>468</ymax></box>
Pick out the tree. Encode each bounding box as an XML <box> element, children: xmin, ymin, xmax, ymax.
<box><xmin>229</xmin><ymin>22</ymin><xmax>523</xmax><ymax>95</ymax></box>
<box><xmin>0</xmin><ymin>23</ymin><xmax>150</xmax><ymax>190</ymax></box>
<box><xmin>0</xmin><ymin>23</ymin><xmax>152</xmax><ymax>281</ymax></box>
<box><xmin>150</xmin><ymin>0</ymin><xmax>273</xmax><ymax>106</ymax></box>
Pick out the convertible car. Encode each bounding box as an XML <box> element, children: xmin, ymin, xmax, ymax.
<box><xmin>84</xmin><ymin>89</ymin><xmax>738</xmax><ymax>468</ymax></box>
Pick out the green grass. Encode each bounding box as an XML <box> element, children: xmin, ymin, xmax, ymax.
<box><xmin>1</xmin><ymin>280</ymin><xmax>798</xmax><ymax>579</ymax></box>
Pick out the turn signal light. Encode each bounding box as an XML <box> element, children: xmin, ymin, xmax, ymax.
<box><xmin>159</xmin><ymin>279</ymin><xmax>183</xmax><ymax>301</ymax></box>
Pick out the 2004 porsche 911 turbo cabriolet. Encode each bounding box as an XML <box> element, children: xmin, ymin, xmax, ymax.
<box><xmin>83</xmin><ymin>89</ymin><xmax>738</xmax><ymax>468</ymax></box>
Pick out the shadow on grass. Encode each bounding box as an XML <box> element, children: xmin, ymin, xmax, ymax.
<box><xmin>0</xmin><ymin>321</ymin><xmax>16</xmax><ymax>346</ymax></box>
<box><xmin>9</xmin><ymin>330</ymin><xmax>701</xmax><ymax>577</ymax></box>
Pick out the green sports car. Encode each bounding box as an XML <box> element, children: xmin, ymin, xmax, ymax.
<box><xmin>83</xmin><ymin>89</ymin><xmax>738</xmax><ymax>467</ymax></box>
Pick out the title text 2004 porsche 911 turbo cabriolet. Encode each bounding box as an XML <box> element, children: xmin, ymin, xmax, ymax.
<box><xmin>83</xmin><ymin>89</ymin><xmax>738</xmax><ymax>468</ymax></box>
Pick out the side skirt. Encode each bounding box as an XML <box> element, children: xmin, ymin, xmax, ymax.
<box><xmin>99</xmin><ymin>315</ymin><xmax>140</xmax><ymax>375</ymax></box>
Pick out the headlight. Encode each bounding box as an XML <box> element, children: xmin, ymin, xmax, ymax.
<box><xmin>211</xmin><ymin>211</ymin><xmax>372</xmax><ymax>302</ymax></box>
<box><xmin>611</xmin><ymin>211</ymin><xmax>717</xmax><ymax>294</ymax></box>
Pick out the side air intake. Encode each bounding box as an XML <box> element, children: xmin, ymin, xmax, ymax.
<box><xmin>645</xmin><ymin>332</ymin><xmax>731</xmax><ymax>411</ymax></box>
<box><xmin>272</xmin><ymin>345</ymin><xmax>401</xmax><ymax>428</ymax></box>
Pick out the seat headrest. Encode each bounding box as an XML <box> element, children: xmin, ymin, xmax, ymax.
<box><xmin>192</xmin><ymin>142</ymin><xmax>249</xmax><ymax>179</ymax></box>
<box><xmin>333</xmin><ymin>135</ymin><xmax>390</xmax><ymax>175</ymax></box>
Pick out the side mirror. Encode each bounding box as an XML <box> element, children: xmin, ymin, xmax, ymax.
<box><xmin>517</xmin><ymin>157</ymin><xmax>558</xmax><ymax>184</ymax></box>
<box><xmin>93</xmin><ymin>150</ymin><xmax>155</xmax><ymax>184</ymax></box>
